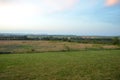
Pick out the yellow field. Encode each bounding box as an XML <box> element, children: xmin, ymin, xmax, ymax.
<box><xmin>0</xmin><ymin>40</ymin><xmax>119</xmax><ymax>53</ymax></box>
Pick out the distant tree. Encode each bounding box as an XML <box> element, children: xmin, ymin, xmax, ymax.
<box><xmin>112</xmin><ymin>37</ymin><xmax>119</xmax><ymax>45</ymax></box>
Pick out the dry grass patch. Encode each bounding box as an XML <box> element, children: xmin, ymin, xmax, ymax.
<box><xmin>102</xmin><ymin>45</ymin><xmax>119</xmax><ymax>49</ymax></box>
<box><xmin>0</xmin><ymin>40</ymin><xmax>120</xmax><ymax>53</ymax></box>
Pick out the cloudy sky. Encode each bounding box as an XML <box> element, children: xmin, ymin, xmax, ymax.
<box><xmin>0</xmin><ymin>0</ymin><xmax>120</xmax><ymax>36</ymax></box>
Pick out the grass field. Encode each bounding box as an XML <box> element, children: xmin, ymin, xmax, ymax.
<box><xmin>0</xmin><ymin>40</ymin><xmax>119</xmax><ymax>53</ymax></box>
<box><xmin>0</xmin><ymin>50</ymin><xmax>120</xmax><ymax>80</ymax></box>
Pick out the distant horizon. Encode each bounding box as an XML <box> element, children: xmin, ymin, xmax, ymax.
<box><xmin>0</xmin><ymin>32</ymin><xmax>120</xmax><ymax>37</ymax></box>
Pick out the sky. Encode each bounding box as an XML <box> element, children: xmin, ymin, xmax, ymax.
<box><xmin>0</xmin><ymin>0</ymin><xmax>120</xmax><ymax>36</ymax></box>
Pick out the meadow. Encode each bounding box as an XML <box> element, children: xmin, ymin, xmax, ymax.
<box><xmin>0</xmin><ymin>40</ymin><xmax>119</xmax><ymax>53</ymax></box>
<box><xmin>0</xmin><ymin>50</ymin><xmax>120</xmax><ymax>80</ymax></box>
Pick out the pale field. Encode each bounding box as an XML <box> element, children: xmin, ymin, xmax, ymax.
<box><xmin>0</xmin><ymin>40</ymin><xmax>119</xmax><ymax>53</ymax></box>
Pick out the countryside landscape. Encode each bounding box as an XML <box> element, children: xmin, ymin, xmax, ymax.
<box><xmin>0</xmin><ymin>0</ymin><xmax>120</xmax><ymax>80</ymax></box>
<box><xmin>0</xmin><ymin>34</ymin><xmax>120</xmax><ymax>80</ymax></box>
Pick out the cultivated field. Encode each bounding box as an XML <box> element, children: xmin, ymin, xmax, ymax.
<box><xmin>0</xmin><ymin>40</ymin><xmax>119</xmax><ymax>53</ymax></box>
<box><xmin>0</xmin><ymin>50</ymin><xmax>120</xmax><ymax>80</ymax></box>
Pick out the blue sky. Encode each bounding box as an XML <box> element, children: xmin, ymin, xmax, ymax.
<box><xmin>0</xmin><ymin>0</ymin><xmax>120</xmax><ymax>36</ymax></box>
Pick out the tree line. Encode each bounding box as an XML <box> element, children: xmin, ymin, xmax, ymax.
<box><xmin>0</xmin><ymin>35</ymin><xmax>119</xmax><ymax>45</ymax></box>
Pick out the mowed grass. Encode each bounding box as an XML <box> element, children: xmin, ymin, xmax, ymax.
<box><xmin>0</xmin><ymin>50</ymin><xmax>120</xmax><ymax>80</ymax></box>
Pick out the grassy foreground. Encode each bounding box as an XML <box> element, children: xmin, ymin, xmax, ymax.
<box><xmin>0</xmin><ymin>50</ymin><xmax>120</xmax><ymax>80</ymax></box>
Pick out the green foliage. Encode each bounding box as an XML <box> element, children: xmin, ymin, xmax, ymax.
<box><xmin>0</xmin><ymin>50</ymin><xmax>120</xmax><ymax>80</ymax></box>
<box><xmin>113</xmin><ymin>37</ymin><xmax>120</xmax><ymax>45</ymax></box>
<box><xmin>1</xmin><ymin>34</ymin><xmax>119</xmax><ymax>44</ymax></box>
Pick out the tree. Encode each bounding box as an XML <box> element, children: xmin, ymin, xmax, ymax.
<box><xmin>113</xmin><ymin>37</ymin><xmax>119</xmax><ymax>45</ymax></box>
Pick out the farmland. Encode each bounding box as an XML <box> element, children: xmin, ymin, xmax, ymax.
<box><xmin>0</xmin><ymin>50</ymin><xmax>120</xmax><ymax>80</ymax></box>
<box><xmin>0</xmin><ymin>36</ymin><xmax>120</xmax><ymax>80</ymax></box>
<box><xmin>0</xmin><ymin>40</ymin><xmax>120</xmax><ymax>53</ymax></box>
<box><xmin>0</xmin><ymin>0</ymin><xmax>120</xmax><ymax>79</ymax></box>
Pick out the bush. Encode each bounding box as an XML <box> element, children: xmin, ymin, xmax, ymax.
<box><xmin>112</xmin><ymin>37</ymin><xmax>120</xmax><ymax>45</ymax></box>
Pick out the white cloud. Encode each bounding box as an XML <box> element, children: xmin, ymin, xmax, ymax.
<box><xmin>0</xmin><ymin>0</ymin><xmax>78</xmax><ymax>28</ymax></box>
<box><xmin>0</xmin><ymin>0</ymin><xmax>78</xmax><ymax>16</ymax></box>
<box><xmin>42</xmin><ymin>0</ymin><xmax>78</xmax><ymax>13</ymax></box>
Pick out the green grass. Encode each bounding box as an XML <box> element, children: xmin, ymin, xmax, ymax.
<box><xmin>0</xmin><ymin>50</ymin><xmax>120</xmax><ymax>80</ymax></box>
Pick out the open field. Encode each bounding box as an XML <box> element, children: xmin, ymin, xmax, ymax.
<box><xmin>0</xmin><ymin>40</ymin><xmax>119</xmax><ymax>53</ymax></box>
<box><xmin>0</xmin><ymin>50</ymin><xmax>120</xmax><ymax>80</ymax></box>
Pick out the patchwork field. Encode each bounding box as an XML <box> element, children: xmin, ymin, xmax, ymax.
<box><xmin>0</xmin><ymin>40</ymin><xmax>119</xmax><ymax>53</ymax></box>
<box><xmin>0</xmin><ymin>50</ymin><xmax>120</xmax><ymax>80</ymax></box>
